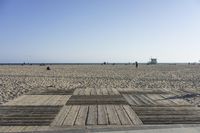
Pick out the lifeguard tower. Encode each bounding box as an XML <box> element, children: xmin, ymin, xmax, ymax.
<box><xmin>147</xmin><ymin>58</ymin><xmax>157</xmax><ymax>65</ymax></box>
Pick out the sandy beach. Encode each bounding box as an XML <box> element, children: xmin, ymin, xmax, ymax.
<box><xmin>0</xmin><ymin>64</ymin><xmax>199</xmax><ymax>105</ymax></box>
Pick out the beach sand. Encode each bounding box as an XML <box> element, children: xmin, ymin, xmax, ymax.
<box><xmin>0</xmin><ymin>64</ymin><xmax>199</xmax><ymax>105</ymax></box>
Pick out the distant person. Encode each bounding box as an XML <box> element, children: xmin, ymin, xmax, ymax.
<box><xmin>135</xmin><ymin>61</ymin><xmax>138</xmax><ymax>68</ymax></box>
<box><xmin>46</xmin><ymin>66</ymin><xmax>51</xmax><ymax>70</ymax></box>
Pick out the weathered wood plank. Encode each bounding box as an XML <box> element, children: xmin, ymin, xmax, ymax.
<box><xmin>122</xmin><ymin>94</ymin><xmax>136</xmax><ymax>105</ymax></box>
<box><xmin>75</xmin><ymin>105</ymin><xmax>89</xmax><ymax>126</ymax></box>
<box><xmin>106</xmin><ymin>105</ymin><xmax>121</xmax><ymax>125</ymax></box>
<box><xmin>140</xmin><ymin>115</ymin><xmax>200</xmax><ymax>119</ymax></box>
<box><xmin>43</xmin><ymin>95</ymin><xmax>56</xmax><ymax>105</ymax></box>
<box><xmin>7</xmin><ymin>126</ymin><xmax>25</xmax><ymax>132</ymax></box>
<box><xmin>0</xmin><ymin>126</ymin><xmax>8</xmax><ymax>132</ymax></box>
<box><xmin>3</xmin><ymin>95</ymin><xmax>27</xmax><ymax>105</ymax></box>
<box><xmin>153</xmin><ymin>94</ymin><xmax>175</xmax><ymax>106</ymax></box>
<box><xmin>115</xmin><ymin>105</ymin><xmax>132</xmax><ymax>125</ymax></box>
<box><xmin>111</xmin><ymin>88</ymin><xmax>120</xmax><ymax>95</ymax></box>
<box><xmin>63</xmin><ymin>105</ymin><xmax>80</xmax><ymax>126</ymax></box>
<box><xmin>51</xmin><ymin>106</ymin><xmax>72</xmax><ymax>126</ymax></box>
<box><xmin>138</xmin><ymin>94</ymin><xmax>154</xmax><ymax>105</ymax></box>
<box><xmin>90</xmin><ymin>88</ymin><xmax>97</xmax><ymax>95</ymax></box>
<box><xmin>0</xmin><ymin>106</ymin><xmax>61</xmax><ymax>126</ymax></box>
<box><xmin>73</xmin><ymin>88</ymin><xmax>81</xmax><ymax>95</ymax></box>
<box><xmin>133</xmin><ymin>106</ymin><xmax>200</xmax><ymax>111</ymax></box>
<box><xmin>87</xmin><ymin>105</ymin><xmax>97</xmax><ymax>125</ymax></box>
<box><xmin>107</xmin><ymin>88</ymin><xmax>115</xmax><ymax>95</ymax></box>
<box><xmin>129</xmin><ymin>95</ymin><xmax>143</xmax><ymax>105</ymax></box>
<box><xmin>39</xmin><ymin>95</ymin><xmax>52</xmax><ymax>105</ymax></box>
<box><xmin>98</xmin><ymin>105</ymin><xmax>108</xmax><ymax>125</ymax></box>
<box><xmin>54</xmin><ymin>95</ymin><xmax>71</xmax><ymax>105</ymax></box>
<box><xmin>160</xmin><ymin>94</ymin><xmax>192</xmax><ymax>106</ymax></box>
<box><xmin>22</xmin><ymin>126</ymin><xmax>39</xmax><ymax>132</ymax></box>
<box><xmin>96</xmin><ymin>89</ymin><xmax>103</xmax><ymax>95</ymax></box>
<box><xmin>133</xmin><ymin>95</ymin><xmax>147</xmax><ymax>105</ymax></box>
<box><xmin>16</xmin><ymin>95</ymin><xmax>69</xmax><ymax>106</ymax></box>
<box><xmin>66</xmin><ymin>95</ymin><xmax>127</xmax><ymax>105</ymax></box>
<box><xmin>123</xmin><ymin>105</ymin><xmax>143</xmax><ymax>125</ymax></box>
<box><xmin>144</xmin><ymin>94</ymin><xmax>157</xmax><ymax>105</ymax></box>
<box><xmin>50</xmin><ymin>96</ymin><xmax>62</xmax><ymax>105</ymax></box>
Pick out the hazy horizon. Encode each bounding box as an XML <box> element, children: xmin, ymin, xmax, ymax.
<box><xmin>1</xmin><ymin>0</ymin><xmax>200</xmax><ymax>63</ymax></box>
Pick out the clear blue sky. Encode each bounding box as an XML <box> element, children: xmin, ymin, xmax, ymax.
<box><xmin>1</xmin><ymin>0</ymin><xmax>200</xmax><ymax>63</ymax></box>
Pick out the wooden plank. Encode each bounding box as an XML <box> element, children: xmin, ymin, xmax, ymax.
<box><xmin>36</xmin><ymin>126</ymin><xmax>49</xmax><ymax>132</ymax></box>
<box><xmin>42</xmin><ymin>95</ymin><xmax>56</xmax><ymax>105</ymax></box>
<box><xmin>22</xmin><ymin>126</ymin><xmax>39</xmax><ymax>132</ymax></box>
<box><xmin>63</xmin><ymin>105</ymin><xmax>80</xmax><ymax>126</ymax></box>
<box><xmin>73</xmin><ymin>88</ymin><xmax>81</xmax><ymax>95</ymax></box>
<box><xmin>50</xmin><ymin>96</ymin><xmax>62</xmax><ymax>105</ymax></box>
<box><xmin>139</xmin><ymin>115</ymin><xmax>200</xmax><ymax>119</ymax></box>
<box><xmin>153</xmin><ymin>94</ymin><xmax>175</xmax><ymax>106</ymax></box>
<box><xmin>0</xmin><ymin>106</ymin><xmax>61</xmax><ymax>126</ymax></box>
<box><xmin>144</xmin><ymin>94</ymin><xmax>157</xmax><ymax>105</ymax></box>
<box><xmin>107</xmin><ymin>88</ymin><xmax>115</xmax><ymax>95</ymax></box>
<box><xmin>133</xmin><ymin>106</ymin><xmax>200</xmax><ymax>111</ymax></box>
<box><xmin>3</xmin><ymin>95</ymin><xmax>27</xmax><ymax>105</ymax></box>
<box><xmin>96</xmin><ymin>89</ymin><xmax>103</xmax><ymax>95</ymax></box>
<box><xmin>29</xmin><ymin>89</ymin><xmax>75</xmax><ymax>95</ymax></box>
<box><xmin>0</xmin><ymin>126</ymin><xmax>7</xmax><ymax>132</ymax></box>
<box><xmin>0</xmin><ymin>126</ymin><xmax>10</xmax><ymax>132</ymax></box>
<box><xmin>106</xmin><ymin>105</ymin><xmax>121</xmax><ymax>125</ymax></box>
<box><xmin>129</xmin><ymin>95</ymin><xmax>143</xmax><ymax>106</ymax></box>
<box><xmin>146</xmin><ymin>94</ymin><xmax>163</xmax><ymax>106</ymax></box>
<box><xmin>66</xmin><ymin>95</ymin><xmax>127</xmax><ymax>105</ymax></box>
<box><xmin>123</xmin><ymin>105</ymin><xmax>143</xmax><ymax>125</ymax></box>
<box><xmin>90</xmin><ymin>88</ymin><xmax>97</xmax><ymax>95</ymax></box>
<box><xmin>42</xmin><ymin>95</ymin><xmax>55</xmax><ymax>105</ymax></box>
<box><xmin>115</xmin><ymin>105</ymin><xmax>132</xmax><ymax>125</ymax></box>
<box><xmin>111</xmin><ymin>88</ymin><xmax>120</xmax><ymax>95</ymax></box>
<box><xmin>55</xmin><ymin>95</ymin><xmax>71</xmax><ymax>105</ymax></box>
<box><xmin>139</xmin><ymin>94</ymin><xmax>155</xmax><ymax>105</ymax></box>
<box><xmin>122</xmin><ymin>94</ymin><xmax>136</xmax><ymax>105</ymax></box>
<box><xmin>3</xmin><ymin>126</ymin><xmax>12</xmax><ymax>132</ymax></box>
<box><xmin>36</xmin><ymin>95</ymin><xmax>49</xmax><ymax>105</ymax></box>
<box><xmin>160</xmin><ymin>94</ymin><xmax>192</xmax><ymax>106</ymax></box>
<box><xmin>116</xmin><ymin>88</ymin><xmax>123</xmax><ymax>92</ymax></box>
<box><xmin>133</xmin><ymin>95</ymin><xmax>147</xmax><ymax>105</ymax></box>
<box><xmin>98</xmin><ymin>105</ymin><xmax>108</xmax><ymax>125</ymax></box>
<box><xmin>51</xmin><ymin>106</ymin><xmax>72</xmax><ymax>126</ymax></box>
<box><xmin>75</xmin><ymin>105</ymin><xmax>89</xmax><ymax>126</ymax></box>
<box><xmin>9</xmin><ymin>95</ymin><xmax>33</xmax><ymax>105</ymax></box>
<box><xmin>87</xmin><ymin>105</ymin><xmax>97</xmax><ymax>125</ymax></box>
<box><xmin>8</xmin><ymin>126</ymin><xmax>25</xmax><ymax>132</ymax></box>
<box><xmin>139</xmin><ymin>114</ymin><xmax>200</xmax><ymax>124</ymax></box>
<box><xmin>52</xmin><ymin>95</ymin><xmax>62</xmax><ymax>105</ymax></box>
<box><xmin>136</xmin><ymin>111</ymin><xmax>200</xmax><ymax>116</ymax></box>
<box><xmin>38</xmin><ymin>95</ymin><xmax>51</xmax><ymax>105</ymax></box>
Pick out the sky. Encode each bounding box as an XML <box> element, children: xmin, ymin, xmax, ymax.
<box><xmin>0</xmin><ymin>0</ymin><xmax>200</xmax><ymax>63</ymax></box>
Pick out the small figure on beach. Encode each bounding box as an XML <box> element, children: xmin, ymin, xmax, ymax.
<box><xmin>135</xmin><ymin>61</ymin><xmax>138</xmax><ymax>68</ymax></box>
<box><xmin>46</xmin><ymin>66</ymin><xmax>51</xmax><ymax>70</ymax></box>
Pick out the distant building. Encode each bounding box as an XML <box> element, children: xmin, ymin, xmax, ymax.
<box><xmin>147</xmin><ymin>58</ymin><xmax>157</xmax><ymax>65</ymax></box>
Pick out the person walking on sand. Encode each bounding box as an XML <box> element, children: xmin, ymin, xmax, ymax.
<box><xmin>135</xmin><ymin>61</ymin><xmax>138</xmax><ymax>68</ymax></box>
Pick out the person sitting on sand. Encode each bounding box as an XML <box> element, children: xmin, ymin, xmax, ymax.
<box><xmin>46</xmin><ymin>66</ymin><xmax>51</xmax><ymax>70</ymax></box>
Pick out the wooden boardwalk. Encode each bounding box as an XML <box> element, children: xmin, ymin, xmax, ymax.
<box><xmin>0</xmin><ymin>88</ymin><xmax>199</xmax><ymax>132</ymax></box>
